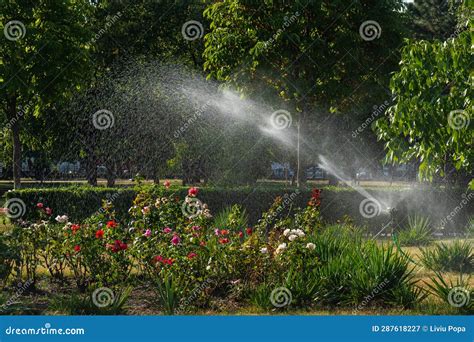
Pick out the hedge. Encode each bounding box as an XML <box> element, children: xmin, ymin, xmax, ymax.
<box><xmin>4</xmin><ymin>185</ymin><xmax>472</xmax><ymax>233</ymax></box>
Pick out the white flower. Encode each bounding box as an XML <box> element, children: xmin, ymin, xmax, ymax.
<box><xmin>306</xmin><ymin>243</ymin><xmax>316</xmax><ymax>250</ymax></box>
<box><xmin>275</xmin><ymin>243</ymin><xmax>287</xmax><ymax>255</ymax></box>
<box><xmin>260</xmin><ymin>247</ymin><xmax>268</xmax><ymax>254</ymax></box>
<box><xmin>288</xmin><ymin>234</ymin><xmax>298</xmax><ymax>242</ymax></box>
<box><xmin>206</xmin><ymin>265</ymin><xmax>211</xmax><ymax>271</ymax></box>
<box><xmin>283</xmin><ymin>229</ymin><xmax>291</xmax><ymax>236</ymax></box>
<box><xmin>55</xmin><ymin>215</ymin><xmax>68</xmax><ymax>223</ymax></box>
<box><xmin>296</xmin><ymin>229</ymin><xmax>305</xmax><ymax>237</ymax></box>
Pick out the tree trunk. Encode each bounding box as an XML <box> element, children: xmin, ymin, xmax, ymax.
<box><xmin>86</xmin><ymin>154</ymin><xmax>97</xmax><ymax>186</ymax></box>
<box><xmin>106</xmin><ymin>170</ymin><xmax>115</xmax><ymax>187</ymax></box>
<box><xmin>7</xmin><ymin>95</ymin><xmax>21</xmax><ymax>189</ymax></box>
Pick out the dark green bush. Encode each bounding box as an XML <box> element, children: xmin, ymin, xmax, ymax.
<box><xmin>421</xmin><ymin>240</ymin><xmax>473</xmax><ymax>273</ymax></box>
<box><xmin>4</xmin><ymin>185</ymin><xmax>471</xmax><ymax>231</ymax></box>
<box><xmin>0</xmin><ymin>234</ymin><xmax>20</xmax><ymax>288</ymax></box>
<box><xmin>396</xmin><ymin>216</ymin><xmax>433</xmax><ymax>247</ymax></box>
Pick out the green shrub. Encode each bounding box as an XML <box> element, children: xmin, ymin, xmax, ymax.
<box><xmin>0</xmin><ymin>234</ymin><xmax>20</xmax><ymax>288</ymax></box>
<box><xmin>421</xmin><ymin>240</ymin><xmax>473</xmax><ymax>273</ymax></box>
<box><xmin>7</xmin><ymin>185</ymin><xmax>470</xmax><ymax>231</ymax></box>
<box><xmin>213</xmin><ymin>205</ymin><xmax>249</xmax><ymax>232</ymax></box>
<box><xmin>396</xmin><ymin>215</ymin><xmax>433</xmax><ymax>247</ymax></box>
<box><xmin>425</xmin><ymin>272</ymin><xmax>473</xmax><ymax>314</ymax></box>
<box><xmin>48</xmin><ymin>286</ymin><xmax>132</xmax><ymax>315</ymax></box>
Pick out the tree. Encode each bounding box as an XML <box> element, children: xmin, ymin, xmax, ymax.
<box><xmin>406</xmin><ymin>0</ymin><xmax>459</xmax><ymax>40</ymax></box>
<box><xmin>203</xmin><ymin>0</ymin><xmax>407</xmax><ymax>186</ymax></box>
<box><xmin>375</xmin><ymin>29</ymin><xmax>472</xmax><ymax>187</ymax></box>
<box><xmin>0</xmin><ymin>1</ymin><xmax>92</xmax><ymax>188</ymax></box>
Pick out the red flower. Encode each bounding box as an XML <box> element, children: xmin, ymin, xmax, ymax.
<box><xmin>246</xmin><ymin>228</ymin><xmax>252</xmax><ymax>235</ymax></box>
<box><xmin>45</xmin><ymin>207</ymin><xmax>52</xmax><ymax>215</ymax></box>
<box><xmin>187</xmin><ymin>252</ymin><xmax>197</xmax><ymax>259</ymax></box>
<box><xmin>238</xmin><ymin>231</ymin><xmax>244</xmax><ymax>238</ymax></box>
<box><xmin>154</xmin><ymin>255</ymin><xmax>173</xmax><ymax>265</ymax></box>
<box><xmin>219</xmin><ymin>238</ymin><xmax>230</xmax><ymax>244</ymax></box>
<box><xmin>188</xmin><ymin>187</ymin><xmax>199</xmax><ymax>197</ymax></box>
<box><xmin>171</xmin><ymin>234</ymin><xmax>181</xmax><ymax>246</ymax></box>
<box><xmin>163</xmin><ymin>180</ymin><xmax>171</xmax><ymax>189</ymax></box>
<box><xmin>108</xmin><ymin>239</ymin><xmax>127</xmax><ymax>252</ymax></box>
<box><xmin>95</xmin><ymin>229</ymin><xmax>104</xmax><ymax>239</ymax></box>
<box><xmin>106</xmin><ymin>220</ymin><xmax>118</xmax><ymax>228</ymax></box>
<box><xmin>36</xmin><ymin>203</ymin><xmax>44</xmax><ymax>209</ymax></box>
<box><xmin>74</xmin><ymin>245</ymin><xmax>81</xmax><ymax>252</ymax></box>
<box><xmin>311</xmin><ymin>188</ymin><xmax>321</xmax><ymax>199</ymax></box>
<box><xmin>71</xmin><ymin>224</ymin><xmax>80</xmax><ymax>234</ymax></box>
<box><xmin>309</xmin><ymin>188</ymin><xmax>322</xmax><ymax>207</ymax></box>
<box><xmin>221</xmin><ymin>229</ymin><xmax>229</xmax><ymax>235</ymax></box>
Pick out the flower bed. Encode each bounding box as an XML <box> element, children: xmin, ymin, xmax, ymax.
<box><xmin>0</xmin><ymin>184</ymin><xmax>441</xmax><ymax>315</ymax></box>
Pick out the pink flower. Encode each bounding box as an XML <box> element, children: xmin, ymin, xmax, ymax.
<box><xmin>163</xmin><ymin>227</ymin><xmax>172</xmax><ymax>234</ymax></box>
<box><xmin>214</xmin><ymin>228</ymin><xmax>220</xmax><ymax>236</ymax></box>
<box><xmin>36</xmin><ymin>203</ymin><xmax>44</xmax><ymax>209</ymax></box>
<box><xmin>171</xmin><ymin>234</ymin><xmax>181</xmax><ymax>246</ymax></box>
<box><xmin>144</xmin><ymin>229</ymin><xmax>152</xmax><ymax>237</ymax></box>
<box><xmin>187</xmin><ymin>252</ymin><xmax>197</xmax><ymax>259</ymax></box>
<box><xmin>192</xmin><ymin>225</ymin><xmax>201</xmax><ymax>231</ymax></box>
<box><xmin>163</xmin><ymin>180</ymin><xmax>171</xmax><ymax>189</ymax></box>
<box><xmin>45</xmin><ymin>207</ymin><xmax>52</xmax><ymax>215</ymax></box>
<box><xmin>188</xmin><ymin>187</ymin><xmax>199</xmax><ymax>197</ymax></box>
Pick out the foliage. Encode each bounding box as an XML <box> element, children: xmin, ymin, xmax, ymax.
<box><xmin>6</xmin><ymin>185</ymin><xmax>471</xmax><ymax>232</ymax></box>
<box><xmin>375</xmin><ymin>29</ymin><xmax>472</xmax><ymax>184</ymax></box>
<box><xmin>406</xmin><ymin>0</ymin><xmax>460</xmax><ymax>40</ymax></box>
<box><xmin>213</xmin><ymin>205</ymin><xmax>249</xmax><ymax>233</ymax></box>
<box><xmin>396</xmin><ymin>216</ymin><xmax>433</xmax><ymax>247</ymax></box>
<box><xmin>421</xmin><ymin>240</ymin><xmax>473</xmax><ymax>273</ymax></box>
<box><xmin>425</xmin><ymin>272</ymin><xmax>473</xmax><ymax>314</ymax></box>
<box><xmin>48</xmin><ymin>287</ymin><xmax>132</xmax><ymax>315</ymax></box>
<box><xmin>0</xmin><ymin>233</ymin><xmax>20</xmax><ymax>288</ymax></box>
